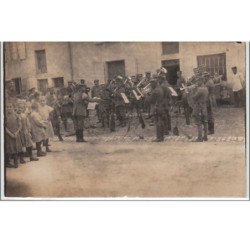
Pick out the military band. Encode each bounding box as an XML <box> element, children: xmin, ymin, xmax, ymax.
<box><xmin>7</xmin><ymin>64</ymin><xmax>236</xmax><ymax>153</ymax></box>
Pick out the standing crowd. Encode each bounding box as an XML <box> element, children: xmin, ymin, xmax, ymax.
<box><xmin>5</xmin><ymin>65</ymin><xmax>245</xmax><ymax>168</ymax></box>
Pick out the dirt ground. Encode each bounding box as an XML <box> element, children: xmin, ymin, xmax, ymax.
<box><xmin>5</xmin><ymin>140</ymin><xmax>246</xmax><ymax>198</ymax></box>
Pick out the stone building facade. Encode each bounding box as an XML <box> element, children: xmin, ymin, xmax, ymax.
<box><xmin>4</xmin><ymin>42</ymin><xmax>246</xmax><ymax>93</ymax></box>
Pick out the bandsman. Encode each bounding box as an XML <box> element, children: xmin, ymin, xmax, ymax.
<box><xmin>203</xmin><ymin>72</ymin><xmax>215</xmax><ymax>134</ymax></box>
<box><xmin>192</xmin><ymin>76</ymin><xmax>209</xmax><ymax>142</ymax></box>
<box><xmin>149</xmin><ymin>79</ymin><xmax>165</xmax><ymax>142</ymax></box>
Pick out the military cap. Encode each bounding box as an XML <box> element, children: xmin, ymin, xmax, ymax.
<box><xmin>202</xmin><ymin>72</ymin><xmax>210</xmax><ymax>77</ymax></box>
<box><xmin>116</xmin><ymin>75</ymin><xmax>123</xmax><ymax>80</ymax></box>
<box><xmin>150</xmin><ymin>79</ymin><xmax>158</xmax><ymax>84</ymax></box>
<box><xmin>151</xmin><ymin>73</ymin><xmax>158</xmax><ymax>79</ymax></box>
<box><xmin>159</xmin><ymin>67</ymin><xmax>167</xmax><ymax>74</ymax></box>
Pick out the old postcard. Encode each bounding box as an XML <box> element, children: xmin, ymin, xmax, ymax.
<box><xmin>2</xmin><ymin>42</ymin><xmax>247</xmax><ymax>199</ymax></box>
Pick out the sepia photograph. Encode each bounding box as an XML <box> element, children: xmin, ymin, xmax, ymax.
<box><xmin>2</xmin><ymin>41</ymin><xmax>247</xmax><ymax>198</ymax></box>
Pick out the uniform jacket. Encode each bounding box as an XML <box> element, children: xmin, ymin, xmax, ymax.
<box><xmin>72</xmin><ymin>91</ymin><xmax>88</xmax><ymax>117</ymax></box>
<box><xmin>176</xmin><ymin>76</ymin><xmax>186</xmax><ymax>89</ymax></box>
<box><xmin>160</xmin><ymin>81</ymin><xmax>172</xmax><ymax>110</ymax></box>
<box><xmin>149</xmin><ymin>85</ymin><xmax>165</xmax><ymax>115</ymax></box>
<box><xmin>192</xmin><ymin>86</ymin><xmax>208</xmax><ymax>116</ymax></box>
<box><xmin>91</xmin><ymin>85</ymin><xmax>101</xmax><ymax>98</ymax></box>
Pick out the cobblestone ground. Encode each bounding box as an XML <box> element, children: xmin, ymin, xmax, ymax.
<box><xmin>60</xmin><ymin>105</ymin><xmax>246</xmax><ymax>143</ymax></box>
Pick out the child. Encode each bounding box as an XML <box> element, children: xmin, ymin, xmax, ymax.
<box><xmin>5</xmin><ymin>102</ymin><xmax>23</xmax><ymax>168</ymax></box>
<box><xmin>17</xmin><ymin>100</ymin><xmax>39</xmax><ymax>162</ymax></box>
<box><xmin>39</xmin><ymin>96</ymin><xmax>54</xmax><ymax>152</ymax></box>
<box><xmin>29</xmin><ymin>102</ymin><xmax>47</xmax><ymax>157</ymax></box>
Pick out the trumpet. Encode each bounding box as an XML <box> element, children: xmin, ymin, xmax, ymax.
<box><xmin>137</xmin><ymin>77</ymin><xmax>146</xmax><ymax>88</ymax></box>
<box><xmin>180</xmin><ymin>83</ymin><xmax>198</xmax><ymax>93</ymax></box>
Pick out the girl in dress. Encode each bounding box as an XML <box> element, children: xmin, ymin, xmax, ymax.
<box><xmin>5</xmin><ymin>102</ymin><xmax>23</xmax><ymax>168</ymax></box>
<box><xmin>29</xmin><ymin>102</ymin><xmax>47</xmax><ymax>157</ymax></box>
<box><xmin>39</xmin><ymin>96</ymin><xmax>54</xmax><ymax>152</ymax></box>
<box><xmin>17</xmin><ymin>100</ymin><xmax>39</xmax><ymax>162</ymax></box>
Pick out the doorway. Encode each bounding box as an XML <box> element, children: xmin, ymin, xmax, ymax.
<box><xmin>106</xmin><ymin>60</ymin><xmax>125</xmax><ymax>82</ymax></box>
<box><xmin>161</xmin><ymin>59</ymin><xmax>180</xmax><ymax>86</ymax></box>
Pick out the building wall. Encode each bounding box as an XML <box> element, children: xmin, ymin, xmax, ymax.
<box><xmin>5</xmin><ymin>42</ymin><xmax>73</xmax><ymax>90</ymax></box>
<box><xmin>161</xmin><ymin>42</ymin><xmax>246</xmax><ymax>81</ymax></box>
<box><xmin>71</xmin><ymin>42</ymin><xmax>162</xmax><ymax>85</ymax></box>
<box><xmin>5</xmin><ymin>42</ymin><xmax>246</xmax><ymax>90</ymax></box>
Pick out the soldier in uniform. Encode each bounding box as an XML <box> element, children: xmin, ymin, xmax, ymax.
<box><xmin>192</xmin><ymin>76</ymin><xmax>209</xmax><ymax>142</ymax></box>
<box><xmin>113</xmin><ymin>76</ymin><xmax>126</xmax><ymax>127</ymax></box>
<box><xmin>59</xmin><ymin>81</ymin><xmax>74</xmax><ymax>132</ymax></box>
<box><xmin>99</xmin><ymin>83</ymin><xmax>112</xmax><ymax>128</ymax></box>
<box><xmin>149</xmin><ymin>79</ymin><xmax>165</xmax><ymax>142</ymax></box>
<box><xmin>158</xmin><ymin>72</ymin><xmax>172</xmax><ymax>135</ymax></box>
<box><xmin>176</xmin><ymin>70</ymin><xmax>186</xmax><ymax>98</ymax></box>
<box><xmin>203</xmin><ymin>72</ymin><xmax>215</xmax><ymax>134</ymax></box>
<box><xmin>91</xmin><ymin>79</ymin><xmax>102</xmax><ymax>123</ymax></box>
<box><xmin>72</xmin><ymin>84</ymin><xmax>89</xmax><ymax>142</ymax></box>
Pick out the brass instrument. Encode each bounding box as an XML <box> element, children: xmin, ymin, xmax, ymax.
<box><xmin>180</xmin><ymin>83</ymin><xmax>198</xmax><ymax>94</ymax></box>
<box><xmin>136</xmin><ymin>77</ymin><xmax>146</xmax><ymax>88</ymax></box>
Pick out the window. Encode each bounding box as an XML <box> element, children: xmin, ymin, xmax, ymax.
<box><xmin>197</xmin><ymin>53</ymin><xmax>227</xmax><ymax>80</ymax></box>
<box><xmin>162</xmin><ymin>42</ymin><xmax>179</xmax><ymax>55</ymax></box>
<box><xmin>35</xmin><ymin>50</ymin><xmax>47</xmax><ymax>74</ymax></box>
<box><xmin>12</xmin><ymin>78</ymin><xmax>22</xmax><ymax>94</ymax></box>
<box><xmin>53</xmin><ymin>77</ymin><xmax>64</xmax><ymax>88</ymax></box>
<box><xmin>37</xmin><ymin>79</ymin><xmax>48</xmax><ymax>94</ymax></box>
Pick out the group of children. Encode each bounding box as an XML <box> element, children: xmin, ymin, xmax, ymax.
<box><xmin>5</xmin><ymin>93</ymin><xmax>54</xmax><ymax>168</ymax></box>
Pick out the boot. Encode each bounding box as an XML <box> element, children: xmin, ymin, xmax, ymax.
<box><xmin>203</xmin><ymin>123</ymin><xmax>208</xmax><ymax>141</ymax></box>
<box><xmin>208</xmin><ymin>122</ymin><xmax>214</xmax><ymax>135</ymax></box>
<box><xmin>63</xmin><ymin>120</ymin><xmax>69</xmax><ymax>132</ymax></box>
<box><xmin>19</xmin><ymin>152</ymin><xmax>26</xmax><ymax>164</ymax></box>
<box><xmin>58</xmin><ymin>134</ymin><xmax>64</xmax><ymax>141</ymax></box>
<box><xmin>155</xmin><ymin>124</ymin><xmax>164</xmax><ymax>142</ymax></box>
<box><xmin>5</xmin><ymin>154</ymin><xmax>15</xmax><ymax>168</ymax></box>
<box><xmin>37</xmin><ymin>149</ymin><xmax>46</xmax><ymax>157</ymax></box>
<box><xmin>27</xmin><ymin>147</ymin><xmax>39</xmax><ymax>161</ymax></box>
<box><xmin>195</xmin><ymin>125</ymin><xmax>203</xmax><ymax>142</ymax></box>
<box><xmin>78</xmin><ymin>129</ymin><xmax>87</xmax><ymax>142</ymax></box>
<box><xmin>13</xmin><ymin>154</ymin><xmax>19</xmax><ymax>168</ymax></box>
<box><xmin>167</xmin><ymin>112</ymin><xmax>171</xmax><ymax>131</ymax></box>
<box><xmin>75</xmin><ymin>129</ymin><xmax>80</xmax><ymax>142</ymax></box>
<box><xmin>46</xmin><ymin>146</ymin><xmax>52</xmax><ymax>152</ymax></box>
<box><xmin>36</xmin><ymin>142</ymin><xmax>46</xmax><ymax>157</ymax></box>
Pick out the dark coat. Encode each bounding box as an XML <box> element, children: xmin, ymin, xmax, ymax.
<box><xmin>149</xmin><ymin>85</ymin><xmax>165</xmax><ymax>115</ymax></box>
<box><xmin>192</xmin><ymin>86</ymin><xmax>208</xmax><ymax>117</ymax></box>
<box><xmin>72</xmin><ymin>92</ymin><xmax>88</xmax><ymax>117</ymax></box>
<box><xmin>160</xmin><ymin>82</ymin><xmax>172</xmax><ymax>110</ymax></box>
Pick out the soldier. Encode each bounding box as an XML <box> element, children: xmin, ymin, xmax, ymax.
<box><xmin>149</xmin><ymin>79</ymin><xmax>165</xmax><ymax>142</ymax></box>
<box><xmin>91</xmin><ymin>79</ymin><xmax>102</xmax><ymax>123</ymax></box>
<box><xmin>176</xmin><ymin>70</ymin><xmax>186</xmax><ymax>99</ymax></box>
<box><xmin>142</xmin><ymin>72</ymin><xmax>152</xmax><ymax>115</ymax></box>
<box><xmin>192</xmin><ymin>76</ymin><xmax>209</xmax><ymax>142</ymax></box>
<box><xmin>203</xmin><ymin>72</ymin><xmax>215</xmax><ymax>134</ymax></box>
<box><xmin>59</xmin><ymin>82</ymin><xmax>74</xmax><ymax>132</ymax></box>
<box><xmin>99</xmin><ymin>83</ymin><xmax>111</xmax><ymax>128</ymax></box>
<box><xmin>158</xmin><ymin>72</ymin><xmax>172</xmax><ymax>135</ymax></box>
<box><xmin>113</xmin><ymin>76</ymin><xmax>126</xmax><ymax>127</ymax></box>
<box><xmin>72</xmin><ymin>84</ymin><xmax>90</xmax><ymax>142</ymax></box>
<box><xmin>45</xmin><ymin>87</ymin><xmax>57</xmax><ymax>107</ymax></box>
